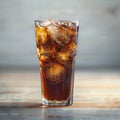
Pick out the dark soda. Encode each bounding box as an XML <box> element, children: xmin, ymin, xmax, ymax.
<box><xmin>35</xmin><ymin>19</ymin><xmax>79</xmax><ymax>101</ymax></box>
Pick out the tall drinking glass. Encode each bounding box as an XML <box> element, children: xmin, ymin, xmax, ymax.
<box><xmin>35</xmin><ymin>19</ymin><xmax>79</xmax><ymax>106</ymax></box>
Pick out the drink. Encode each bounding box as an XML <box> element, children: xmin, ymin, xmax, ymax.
<box><xmin>35</xmin><ymin>19</ymin><xmax>79</xmax><ymax>106</ymax></box>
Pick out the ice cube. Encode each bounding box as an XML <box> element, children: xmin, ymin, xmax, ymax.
<box><xmin>40</xmin><ymin>20</ymin><xmax>52</xmax><ymax>27</ymax></box>
<box><xmin>69</xmin><ymin>23</ymin><xmax>79</xmax><ymax>42</ymax></box>
<box><xmin>47</xmin><ymin>24</ymin><xmax>60</xmax><ymax>41</ymax></box>
<box><xmin>47</xmin><ymin>21</ymin><xmax>70</xmax><ymax>47</ymax></box>
<box><xmin>56</xmin><ymin>51</ymin><xmax>71</xmax><ymax>65</ymax></box>
<box><xmin>35</xmin><ymin>26</ymin><xmax>48</xmax><ymax>45</ymax></box>
<box><xmin>56</xmin><ymin>42</ymin><xmax>77</xmax><ymax>65</ymax></box>
<box><xmin>45</xmin><ymin>62</ymin><xmax>66</xmax><ymax>84</ymax></box>
<box><xmin>40</xmin><ymin>54</ymin><xmax>51</xmax><ymax>65</ymax></box>
<box><xmin>37</xmin><ymin>42</ymin><xmax>56</xmax><ymax>56</ymax></box>
<box><xmin>68</xmin><ymin>42</ymin><xmax>77</xmax><ymax>54</ymax></box>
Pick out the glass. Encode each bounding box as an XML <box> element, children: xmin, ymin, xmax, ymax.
<box><xmin>35</xmin><ymin>19</ymin><xmax>79</xmax><ymax>106</ymax></box>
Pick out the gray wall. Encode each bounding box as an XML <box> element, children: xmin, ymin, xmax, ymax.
<box><xmin>0</xmin><ymin>0</ymin><xmax>120</xmax><ymax>70</ymax></box>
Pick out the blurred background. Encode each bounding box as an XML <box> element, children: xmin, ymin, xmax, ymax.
<box><xmin>0</xmin><ymin>0</ymin><xmax>120</xmax><ymax>71</ymax></box>
<box><xmin>0</xmin><ymin>0</ymin><xmax>120</xmax><ymax>106</ymax></box>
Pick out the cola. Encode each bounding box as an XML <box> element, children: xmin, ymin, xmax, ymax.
<box><xmin>35</xmin><ymin>19</ymin><xmax>79</xmax><ymax>105</ymax></box>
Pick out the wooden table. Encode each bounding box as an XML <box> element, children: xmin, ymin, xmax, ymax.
<box><xmin>0</xmin><ymin>70</ymin><xmax>120</xmax><ymax>120</ymax></box>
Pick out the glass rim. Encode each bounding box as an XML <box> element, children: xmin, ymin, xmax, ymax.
<box><xmin>35</xmin><ymin>19</ymin><xmax>79</xmax><ymax>26</ymax></box>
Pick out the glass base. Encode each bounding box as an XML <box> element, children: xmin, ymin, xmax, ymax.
<box><xmin>42</xmin><ymin>98</ymin><xmax>73</xmax><ymax>106</ymax></box>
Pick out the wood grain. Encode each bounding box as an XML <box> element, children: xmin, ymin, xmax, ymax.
<box><xmin>0</xmin><ymin>70</ymin><xmax>120</xmax><ymax>108</ymax></box>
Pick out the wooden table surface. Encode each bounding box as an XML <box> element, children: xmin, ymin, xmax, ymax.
<box><xmin>0</xmin><ymin>70</ymin><xmax>120</xmax><ymax>120</ymax></box>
